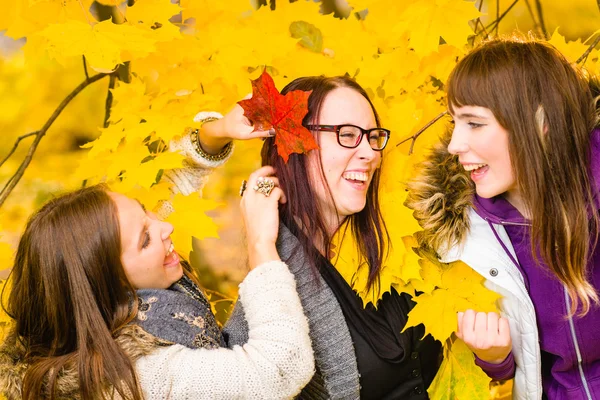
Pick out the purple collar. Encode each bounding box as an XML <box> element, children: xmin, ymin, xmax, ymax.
<box><xmin>473</xmin><ymin>128</ymin><xmax>600</xmax><ymax>223</ymax></box>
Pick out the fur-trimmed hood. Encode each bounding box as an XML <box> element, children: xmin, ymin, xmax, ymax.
<box><xmin>405</xmin><ymin>131</ymin><xmax>475</xmax><ymax>256</ymax></box>
<box><xmin>0</xmin><ymin>325</ymin><xmax>170</xmax><ymax>399</ymax></box>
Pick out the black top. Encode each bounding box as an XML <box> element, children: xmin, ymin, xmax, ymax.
<box><xmin>318</xmin><ymin>254</ymin><xmax>442</xmax><ymax>399</ymax></box>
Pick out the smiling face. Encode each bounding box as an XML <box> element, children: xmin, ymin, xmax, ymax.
<box><xmin>306</xmin><ymin>86</ymin><xmax>381</xmax><ymax>231</ymax></box>
<box><xmin>109</xmin><ymin>192</ymin><xmax>182</xmax><ymax>289</ymax></box>
<box><xmin>448</xmin><ymin>105</ymin><xmax>518</xmax><ymax>201</ymax></box>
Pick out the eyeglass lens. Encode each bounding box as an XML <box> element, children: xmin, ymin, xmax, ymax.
<box><xmin>338</xmin><ymin>126</ymin><xmax>388</xmax><ymax>150</ymax></box>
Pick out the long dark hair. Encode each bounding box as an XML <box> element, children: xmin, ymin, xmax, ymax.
<box><xmin>3</xmin><ymin>184</ymin><xmax>143</xmax><ymax>399</ymax></box>
<box><xmin>261</xmin><ymin>75</ymin><xmax>389</xmax><ymax>292</ymax></box>
<box><xmin>447</xmin><ymin>37</ymin><xmax>600</xmax><ymax>315</ymax></box>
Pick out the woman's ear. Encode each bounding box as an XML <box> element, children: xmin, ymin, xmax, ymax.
<box><xmin>536</xmin><ymin>105</ymin><xmax>548</xmax><ymax>136</ymax></box>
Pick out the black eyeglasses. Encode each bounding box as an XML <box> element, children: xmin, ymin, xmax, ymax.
<box><xmin>305</xmin><ymin>124</ymin><xmax>390</xmax><ymax>151</ymax></box>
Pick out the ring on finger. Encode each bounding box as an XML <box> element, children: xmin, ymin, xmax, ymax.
<box><xmin>252</xmin><ymin>176</ymin><xmax>275</xmax><ymax>197</ymax></box>
<box><xmin>239</xmin><ymin>179</ymin><xmax>248</xmax><ymax>197</ymax></box>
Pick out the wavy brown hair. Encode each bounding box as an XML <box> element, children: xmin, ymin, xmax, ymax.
<box><xmin>261</xmin><ymin>75</ymin><xmax>389</xmax><ymax>292</ymax></box>
<box><xmin>447</xmin><ymin>37</ymin><xmax>600</xmax><ymax>315</ymax></box>
<box><xmin>3</xmin><ymin>185</ymin><xmax>143</xmax><ymax>399</ymax></box>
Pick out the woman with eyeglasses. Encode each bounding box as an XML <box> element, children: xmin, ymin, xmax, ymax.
<box><xmin>224</xmin><ymin>76</ymin><xmax>442</xmax><ymax>399</ymax></box>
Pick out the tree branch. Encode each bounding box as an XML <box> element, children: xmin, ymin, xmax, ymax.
<box><xmin>534</xmin><ymin>0</ymin><xmax>548</xmax><ymax>39</ymax></box>
<box><xmin>104</xmin><ymin>74</ymin><xmax>117</xmax><ymax>128</ymax></box>
<box><xmin>0</xmin><ymin>73</ymin><xmax>109</xmax><ymax>208</ymax></box>
<box><xmin>82</xmin><ymin>56</ymin><xmax>89</xmax><ymax>80</ymax></box>
<box><xmin>0</xmin><ymin>132</ymin><xmax>39</xmax><ymax>169</ymax></box>
<box><xmin>577</xmin><ymin>34</ymin><xmax>600</xmax><ymax>64</ymax></box>
<box><xmin>396</xmin><ymin>111</ymin><xmax>448</xmax><ymax>155</ymax></box>
<box><xmin>484</xmin><ymin>0</ymin><xmax>519</xmax><ymax>32</ymax></box>
<box><xmin>495</xmin><ymin>0</ymin><xmax>500</xmax><ymax>36</ymax></box>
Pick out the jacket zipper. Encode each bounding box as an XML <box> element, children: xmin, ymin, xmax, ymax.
<box><xmin>493</xmin><ymin>216</ymin><xmax>593</xmax><ymax>399</ymax></box>
<box><xmin>564</xmin><ymin>287</ymin><xmax>594</xmax><ymax>400</ymax></box>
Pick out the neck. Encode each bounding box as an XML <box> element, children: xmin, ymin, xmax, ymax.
<box><xmin>504</xmin><ymin>189</ymin><xmax>531</xmax><ymax>219</ymax></box>
<box><xmin>292</xmin><ymin>214</ymin><xmax>345</xmax><ymax>258</ymax></box>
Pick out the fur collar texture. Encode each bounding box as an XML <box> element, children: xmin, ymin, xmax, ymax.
<box><xmin>405</xmin><ymin>131</ymin><xmax>475</xmax><ymax>256</ymax></box>
<box><xmin>0</xmin><ymin>324</ymin><xmax>169</xmax><ymax>399</ymax></box>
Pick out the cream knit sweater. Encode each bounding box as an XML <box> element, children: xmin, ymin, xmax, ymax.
<box><xmin>135</xmin><ymin>128</ymin><xmax>315</xmax><ymax>399</ymax></box>
<box><xmin>135</xmin><ymin>260</ymin><xmax>314</xmax><ymax>399</ymax></box>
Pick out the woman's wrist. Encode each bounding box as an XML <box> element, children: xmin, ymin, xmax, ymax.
<box><xmin>199</xmin><ymin>119</ymin><xmax>231</xmax><ymax>155</ymax></box>
<box><xmin>248</xmin><ymin>242</ymin><xmax>280</xmax><ymax>270</ymax></box>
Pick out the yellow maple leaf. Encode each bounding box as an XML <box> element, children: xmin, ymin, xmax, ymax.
<box><xmin>164</xmin><ymin>193</ymin><xmax>222</xmax><ymax>258</ymax></box>
<box><xmin>37</xmin><ymin>19</ymin><xmax>158</xmax><ymax>71</ymax></box>
<box><xmin>110</xmin><ymin>181</ymin><xmax>173</xmax><ymax>213</ymax></box>
<box><xmin>126</xmin><ymin>0</ymin><xmax>181</xmax><ymax>25</ymax></box>
<box><xmin>4</xmin><ymin>0</ymin><xmax>96</xmax><ymax>40</ymax></box>
<box><xmin>428</xmin><ymin>337</ymin><xmax>492</xmax><ymax>400</ymax></box>
<box><xmin>397</xmin><ymin>0</ymin><xmax>480</xmax><ymax>56</ymax></box>
<box><xmin>121</xmin><ymin>150</ymin><xmax>184</xmax><ymax>190</ymax></box>
<box><xmin>404</xmin><ymin>260</ymin><xmax>500</xmax><ymax>342</ymax></box>
<box><xmin>548</xmin><ymin>27</ymin><xmax>599</xmax><ymax>64</ymax></box>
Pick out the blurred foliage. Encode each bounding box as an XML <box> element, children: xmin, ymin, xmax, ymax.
<box><xmin>0</xmin><ymin>0</ymin><xmax>598</xmax><ymax>398</ymax></box>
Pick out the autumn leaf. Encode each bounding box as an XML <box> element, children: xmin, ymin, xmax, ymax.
<box><xmin>404</xmin><ymin>259</ymin><xmax>501</xmax><ymax>343</ymax></box>
<box><xmin>37</xmin><ymin>19</ymin><xmax>158</xmax><ymax>71</ymax></box>
<box><xmin>164</xmin><ymin>193</ymin><xmax>222</xmax><ymax>258</ymax></box>
<box><xmin>238</xmin><ymin>70</ymin><xmax>318</xmax><ymax>162</ymax></box>
<box><xmin>428</xmin><ymin>337</ymin><xmax>492</xmax><ymax>400</ymax></box>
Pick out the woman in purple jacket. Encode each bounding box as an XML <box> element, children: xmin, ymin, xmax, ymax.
<box><xmin>407</xmin><ymin>37</ymin><xmax>600</xmax><ymax>399</ymax></box>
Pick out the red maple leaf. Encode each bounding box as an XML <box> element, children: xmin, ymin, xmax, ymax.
<box><xmin>238</xmin><ymin>70</ymin><xmax>318</xmax><ymax>162</ymax></box>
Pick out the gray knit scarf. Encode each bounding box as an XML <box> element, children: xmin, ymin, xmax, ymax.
<box><xmin>134</xmin><ymin>275</ymin><xmax>225</xmax><ymax>349</ymax></box>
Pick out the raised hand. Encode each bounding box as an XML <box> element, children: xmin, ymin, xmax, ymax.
<box><xmin>240</xmin><ymin>166</ymin><xmax>287</xmax><ymax>269</ymax></box>
<box><xmin>198</xmin><ymin>100</ymin><xmax>275</xmax><ymax>154</ymax></box>
<box><xmin>456</xmin><ymin>309</ymin><xmax>512</xmax><ymax>364</ymax></box>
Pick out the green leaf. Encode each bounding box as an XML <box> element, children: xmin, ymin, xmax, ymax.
<box><xmin>289</xmin><ymin>20</ymin><xmax>323</xmax><ymax>53</ymax></box>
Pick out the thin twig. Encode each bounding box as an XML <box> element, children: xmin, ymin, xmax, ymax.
<box><xmin>577</xmin><ymin>34</ymin><xmax>600</xmax><ymax>64</ymax></box>
<box><xmin>484</xmin><ymin>0</ymin><xmax>519</xmax><ymax>32</ymax></box>
<box><xmin>0</xmin><ymin>73</ymin><xmax>109</xmax><ymax>208</ymax></box>
<box><xmin>0</xmin><ymin>132</ymin><xmax>39</xmax><ymax>169</ymax></box>
<box><xmin>473</xmin><ymin>0</ymin><xmax>489</xmax><ymax>37</ymax></box>
<box><xmin>534</xmin><ymin>0</ymin><xmax>548</xmax><ymax>39</ymax></box>
<box><xmin>495</xmin><ymin>0</ymin><xmax>500</xmax><ymax>36</ymax></box>
<box><xmin>82</xmin><ymin>56</ymin><xmax>89</xmax><ymax>80</ymax></box>
<box><xmin>104</xmin><ymin>74</ymin><xmax>117</xmax><ymax>128</ymax></box>
<box><xmin>523</xmin><ymin>0</ymin><xmax>540</xmax><ymax>32</ymax></box>
<box><xmin>396</xmin><ymin>111</ymin><xmax>448</xmax><ymax>155</ymax></box>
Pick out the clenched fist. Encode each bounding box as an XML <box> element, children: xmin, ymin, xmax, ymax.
<box><xmin>456</xmin><ymin>310</ymin><xmax>512</xmax><ymax>364</ymax></box>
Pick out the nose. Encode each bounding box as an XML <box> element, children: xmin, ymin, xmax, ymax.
<box><xmin>447</xmin><ymin>126</ymin><xmax>469</xmax><ymax>155</ymax></box>
<box><xmin>159</xmin><ymin>220</ymin><xmax>174</xmax><ymax>241</ymax></box>
<box><xmin>356</xmin><ymin>133</ymin><xmax>377</xmax><ymax>161</ymax></box>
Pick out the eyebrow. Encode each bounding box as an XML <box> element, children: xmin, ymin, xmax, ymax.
<box><xmin>454</xmin><ymin>112</ymin><xmax>488</xmax><ymax>120</ymax></box>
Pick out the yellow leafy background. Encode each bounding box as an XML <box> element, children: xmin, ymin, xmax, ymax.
<box><xmin>0</xmin><ymin>1</ymin><xmax>598</xmax><ymax>399</ymax></box>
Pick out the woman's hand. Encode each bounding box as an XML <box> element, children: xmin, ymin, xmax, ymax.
<box><xmin>241</xmin><ymin>166</ymin><xmax>287</xmax><ymax>269</ymax></box>
<box><xmin>199</xmin><ymin>102</ymin><xmax>275</xmax><ymax>155</ymax></box>
<box><xmin>456</xmin><ymin>310</ymin><xmax>512</xmax><ymax>364</ymax></box>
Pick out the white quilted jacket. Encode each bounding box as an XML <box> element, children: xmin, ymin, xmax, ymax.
<box><xmin>440</xmin><ymin>209</ymin><xmax>543</xmax><ymax>400</ymax></box>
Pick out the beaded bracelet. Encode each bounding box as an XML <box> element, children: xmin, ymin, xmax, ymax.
<box><xmin>191</xmin><ymin>116</ymin><xmax>233</xmax><ymax>162</ymax></box>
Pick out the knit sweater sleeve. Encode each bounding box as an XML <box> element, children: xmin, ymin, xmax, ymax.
<box><xmin>134</xmin><ymin>260</ymin><xmax>315</xmax><ymax>399</ymax></box>
<box><xmin>155</xmin><ymin>129</ymin><xmax>234</xmax><ymax>219</ymax></box>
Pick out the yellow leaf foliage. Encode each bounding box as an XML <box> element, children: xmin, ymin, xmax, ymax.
<box><xmin>404</xmin><ymin>258</ymin><xmax>501</xmax><ymax>343</ymax></box>
<box><xmin>428</xmin><ymin>337</ymin><xmax>493</xmax><ymax>400</ymax></box>
<box><xmin>2</xmin><ymin>3</ymin><xmax>599</xmax><ymax>398</ymax></box>
<box><xmin>164</xmin><ymin>193</ymin><xmax>222</xmax><ymax>258</ymax></box>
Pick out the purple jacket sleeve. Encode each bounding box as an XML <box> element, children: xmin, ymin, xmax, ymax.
<box><xmin>474</xmin><ymin>352</ymin><xmax>516</xmax><ymax>381</ymax></box>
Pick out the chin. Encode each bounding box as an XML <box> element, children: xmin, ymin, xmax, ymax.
<box><xmin>475</xmin><ymin>185</ymin><xmax>502</xmax><ymax>199</ymax></box>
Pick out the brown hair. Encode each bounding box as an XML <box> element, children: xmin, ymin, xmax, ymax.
<box><xmin>447</xmin><ymin>37</ymin><xmax>600</xmax><ymax>315</ymax></box>
<box><xmin>261</xmin><ymin>75</ymin><xmax>389</xmax><ymax>292</ymax></box>
<box><xmin>3</xmin><ymin>185</ymin><xmax>143</xmax><ymax>399</ymax></box>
